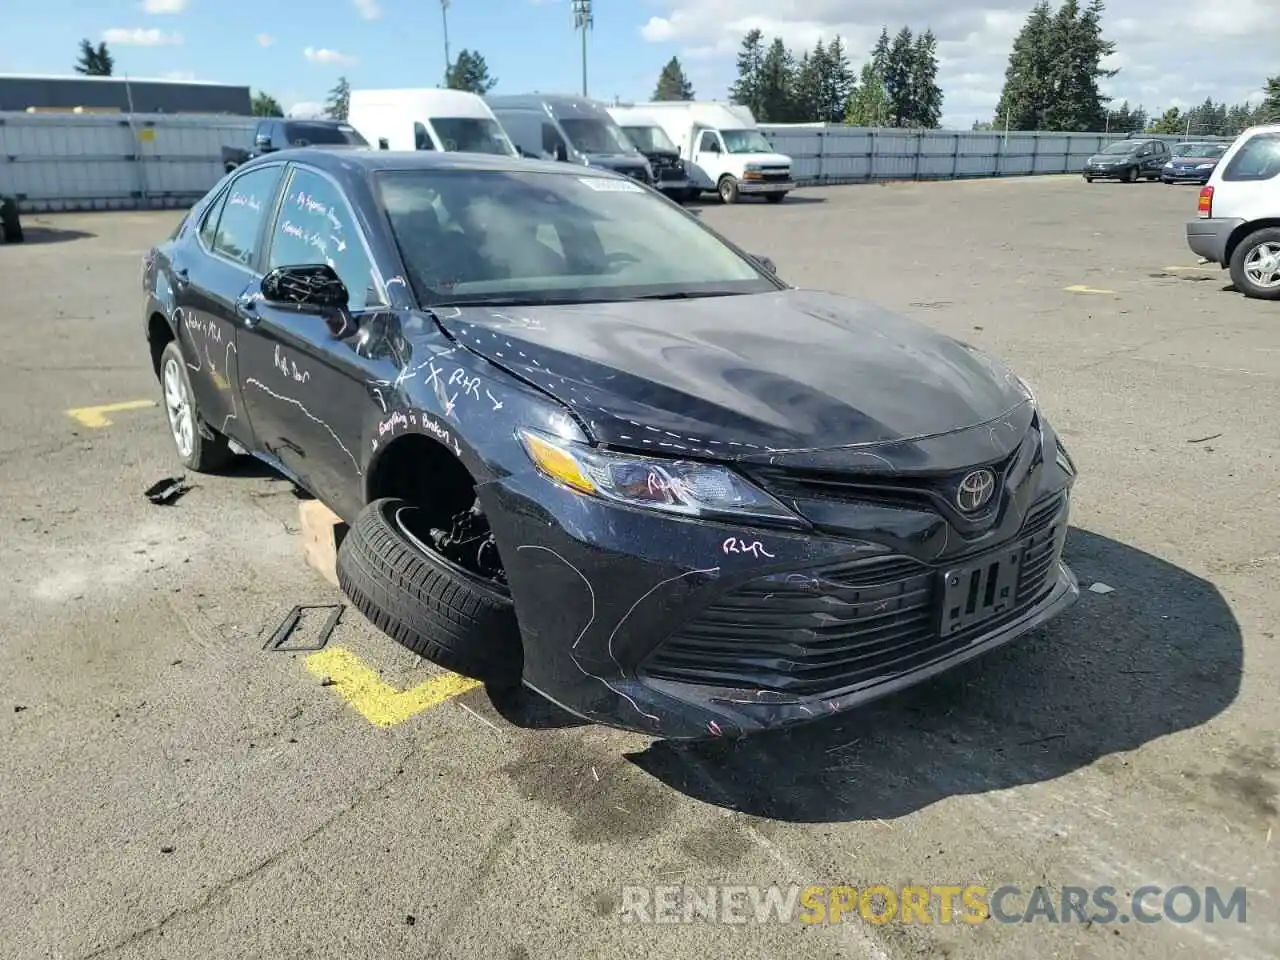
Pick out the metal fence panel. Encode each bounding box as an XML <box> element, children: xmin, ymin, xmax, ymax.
<box><xmin>0</xmin><ymin>112</ymin><xmax>1240</xmax><ymax>211</ymax></box>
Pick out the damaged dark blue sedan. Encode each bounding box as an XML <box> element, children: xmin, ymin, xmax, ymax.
<box><xmin>141</xmin><ymin>149</ymin><xmax>1080</xmax><ymax>739</ymax></box>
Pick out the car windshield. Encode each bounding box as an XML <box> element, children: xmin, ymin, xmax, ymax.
<box><xmin>623</xmin><ymin>125</ymin><xmax>676</xmax><ymax>153</ymax></box>
<box><xmin>559</xmin><ymin>118</ymin><xmax>637</xmax><ymax>155</ymax></box>
<box><xmin>376</xmin><ymin>169</ymin><xmax>776</xmax><ymax>306</ymax></box>
<box><xmin>1173</xmin><ymin>143</ymin><xmax>1227</xmax><ymax>159</ymax></box>
<box><xmin>722</xmin><ymin>129</ymin><xmax>773</xmax><ymax>154</ymax></box>
<box><xmin>1099</xmin><ymin>141</ymin><xmax>1138</xmax><ymax>155</ymax></box>
<box><xmin>285</xmin><ymin>122</ymin><xmax>368</xmax><ymax>146</ymax></box>
<box><xmin>430</xmin><ymin>117</ymin><xmax>516</xmax><ymax>156</ymax></box>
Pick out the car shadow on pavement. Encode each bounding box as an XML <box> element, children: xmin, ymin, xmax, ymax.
<box><xmin>626</xmin><ymin>526</ymin><xmax>1243</xmax><ymax>823</ymax></box>
<box><xmin>12</xmin><ymin>226</ymin><xmax>97</xmax><ymax>245</ymax></box>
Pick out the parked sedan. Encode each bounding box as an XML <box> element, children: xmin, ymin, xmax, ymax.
<box><xmin>1161</xmin><ymin>142</ymin><xmax>1229</xmax><ymax>184</ymax></box>
<box><xmin>1082</xmin><ymin>138</ymin><xmax>1170</xmax><ymax>182</ymax></box>
<box><xmin>142</xmin><ymin>149</ymin><xmax>1080</xmax><ymax>739</ymax></box>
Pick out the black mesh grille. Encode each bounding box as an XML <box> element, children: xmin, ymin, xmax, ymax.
<box><xmin>642</xmin><ymin>492</ymin><xmax>1067</xmax><ymax>696</ymax></box>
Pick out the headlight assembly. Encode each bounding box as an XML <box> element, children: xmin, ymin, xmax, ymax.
<box><xmin>517</xmin><ymin>428</ymin><xmax>801</xmax><ymax>525</ymax></box>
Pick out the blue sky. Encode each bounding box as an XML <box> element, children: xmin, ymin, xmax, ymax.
<box><xmin>2</xmin><ymin>0</ymin><xmax>1276</xmax><ymax>128</ymax></box>
<box><xmin>0</xmin><ymin>0</ymin><xmax>723</xmax><ymax>117</ymax></box>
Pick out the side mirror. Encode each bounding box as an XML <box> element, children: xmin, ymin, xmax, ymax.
<box><xmin>753</xmin><ymin>255</ymin><xmax>777</xmax><ymax>275</ymax></box>
<box><xmin>704</xmin><ymin>142</ymin><xmax>720</xmax><ymax>154</ymax></box>
<box><xmin>261</xmin><ymin>264</ymin><xmax>350</xmax><ymax>312</ymax></box>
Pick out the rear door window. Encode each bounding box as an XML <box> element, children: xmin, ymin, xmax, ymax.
<box><xmin>1222</xmin><ymin>134</ymin><xmax>1280</xmax><ymax>181</ymax></box>
<box><xmin>209</xmin><ymin>165</ymin><xmax>284</xmax><ymax>267</ymax></box>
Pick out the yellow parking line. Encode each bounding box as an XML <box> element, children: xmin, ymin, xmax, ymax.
<box><xmin>66</xmin><ymin>399</ymin><xmax>156</xmax><ymax>428</ymax></box>
<box><xmin>304</xmin><ymin>646</ymin><xmax>481</xmax><ymax>727</ymax></box>
<box><xmin>1063</xmin><ymin>284</ymin><xmax>1115</xmax><ymax>295</ymax></box>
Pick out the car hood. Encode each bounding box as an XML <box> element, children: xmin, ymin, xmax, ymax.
<box><xmin>436</xmin><ymin>289</ymin><xmax>1029</xmax><ymax>461</ymax></box>
<box><xmin>733</xmin><ymin>152</ymin><xmax>791</xmax><ymax>166</ymax></box>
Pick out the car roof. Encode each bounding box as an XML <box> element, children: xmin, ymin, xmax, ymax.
<box><xmin>239</xmin><ymin>146</ymin><xmax>626</xmax><ymax>180</ymax></box>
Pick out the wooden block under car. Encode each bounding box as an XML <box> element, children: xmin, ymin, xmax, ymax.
<box><xmin>299</xmin><ymin>499</ymin><xmax>348</xmax><ymax>589</ymax></box>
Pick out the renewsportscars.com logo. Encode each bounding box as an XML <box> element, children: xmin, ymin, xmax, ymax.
<box><xmin>618</xmin><ymin>884</ymin><xmax>1249</xmax><ymax>926</ymax></box>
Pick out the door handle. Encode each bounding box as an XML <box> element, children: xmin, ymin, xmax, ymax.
<box><xmin>235</xmin><ymin>294</ymin><xmax>260</xmax><ymax>326</ymax></box>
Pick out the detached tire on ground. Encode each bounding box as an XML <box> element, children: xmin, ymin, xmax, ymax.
<box><xmin>0</xmin><ymin>197</ymin><xmax>23</xmax><ymax>244</ymax></box>
<box><xmin>337</xmin><ymin>497</ymin><xmax>523</xmax><ymax>684</ymax></box>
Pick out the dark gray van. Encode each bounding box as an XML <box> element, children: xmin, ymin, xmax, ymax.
<box><xmin>485</xmin><ymin>94</ymin><xmax>653</xmax><ymax>186</ymax></box>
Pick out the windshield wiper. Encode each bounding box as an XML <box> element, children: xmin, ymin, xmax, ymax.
<box><xmin>621</xmin><ymin>291</ymin><xmax>746</xmax><ymax>301</ymax></box>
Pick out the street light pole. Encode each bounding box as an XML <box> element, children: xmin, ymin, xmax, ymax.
<box><xmin>572</xmin><ymin>0</ymin><xmax>592</xmax><ymax>97</ymax></box>
<box><xmin>441</xmin><ymin>0</ymin><xmax>452</xmax><ymax>85</ymax></box>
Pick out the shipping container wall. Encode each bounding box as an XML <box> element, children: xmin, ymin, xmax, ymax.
<box><xmin>0</xmin><ymin>111</ymin><xmax>256</xmax><ymax>211</ymax></box>
<box><xmin>0</xmin><ymin>112</ymin><xmax>1239</xmax><ymax>211</ymax></box>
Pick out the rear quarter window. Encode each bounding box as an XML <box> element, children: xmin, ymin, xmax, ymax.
<box><xmin>1222</xmin><ymin>134</ymin><xmax>1280</xmax><ymax>182</ymax></box>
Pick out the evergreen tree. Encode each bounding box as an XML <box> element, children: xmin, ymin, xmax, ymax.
<box><xmin>870</xmin><ymin>28</ymin><xmax>891</xmax><ymax>74</ymax></box>
<box><xmin>1260</xmin><ymin>75</ymin><xmax>1280</xmax><ymax>122</ymax></box>
<box><xmin>1105</xmin><ymin>100</ymin><xmax>1146</xmax><ymax>133</ymax></box>
<box><xmin>820</xmin><ymin>36</ymin><xmax>855</xmax><ymax>123</ymax></box>
<box><xmin>909</xmin><ymin>29</ymin><xmax>943</xmax><ymax>128</ymax></box>
<box><xmin>756</xmin><ymin>37</ymin><xmax>795</xmax><ymax>122</ymax></box>
<box><xmin>846</xmin><ymin>61</ymin><xmax>889</xmax><ymax>126</ymax></box>
<box><xmin>251</xmin><ymin>91</ymin><xmax>284</xmax><ymax>117</ymax></box>
<box><xmin>324</xmin><ymin>76</ymin><xmax>351</xmax><ymax>121</ymax></box>
<box><xmin>74</xmin><ymin>39</ymin><xmax>114</xmax><ymax>77</ymax></box>
<box><xmin>728</xmin><ymin>29</ymin><xmax>766</xmax><ymax>119</ymax></box>
<box><xmin>1224</xmin><ymin>103</ymin><xmax>1254</xmax><ymax>136</ymax></box>
<box><xmin>791</xmin><ymin>51</ymin><xmax>820</xmax><ymax>122</ymax></box>
<box><xmin>883</xmin><ymin>27</ymin><xmax>915</xmax><ymax>126</ymax></box>
<box><xmin>994</xmin><ymin>2</ymin><xmax>1054</xmax><ymax>130</ymax></box>
<box><xmin>652</xmin><ymin>56</ymin><xmax>694</xmax><ymax>101</ymax></box>
<box><xmin>446</xmin><ymin>50</ymin><xmax>497</xmax><ymax>94</ymax></box>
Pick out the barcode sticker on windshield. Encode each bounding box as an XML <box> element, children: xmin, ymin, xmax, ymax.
<box><xmin>578</xmin><ymin>177</ymin><xmax>644</xmax><ymax>193</ymax></box>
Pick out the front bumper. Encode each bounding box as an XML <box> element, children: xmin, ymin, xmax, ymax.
<box><xmin>1082</xmin><ymin>166</ymin><xmax>1120</xmax><ymax>179</ymax></box>
<box><xmin>1162</xmin><ymin>169</ymin><xmax>1213</xmax><ymax>183</ymax></box>
<box><xmin>482</xmin><ymin>424</ymin><xmax>1079</xmax><ymax>740</ymax></box>
<box><xmin>1186</xmin><ymin>217</ymin><xmax>1242</xmax><ymax>266</ymax></box>
<box><xmin>740</xmin><ymin>179</ymin><xmax>794</xmax><ymax>194</ymax></box>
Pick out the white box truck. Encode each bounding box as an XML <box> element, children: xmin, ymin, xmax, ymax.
<box><xmin>347</xmin><ymin>88</ymin><xmax>518</xmax><ymax>157</ymax></box>
<box><xmin>639</xmin><ymin>101</ymin><xmax>794</xmax><ymax>204</ymax></box>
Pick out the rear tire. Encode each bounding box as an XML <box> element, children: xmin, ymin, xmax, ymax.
<box><xmin>1228</xmin><ymin>227</ymin><xmax>1280</xmax><ymax>301</ymax></box>
<box><xmin>337</xmin><ymin>497</ymin><xmax>523</xmax><ymax>684</ymax></box>
<box><xmin>1084</xmin><ymin>176</ymin><xmax>1093</xmax><ymax>183</ymax></box>
<box><xmin>717</xmin><ymin>176</ymin><xmax>740</xmax><ymax>204</ymax></box>
<box><xmin>0</xmin><ymin>197</ymin><xmax>22</xmax><ymax>243</ymax></box>
<box><xmin>158</xmin><ymin>341</ymin><xmax>234</xmax><ymax>472</ymax></box>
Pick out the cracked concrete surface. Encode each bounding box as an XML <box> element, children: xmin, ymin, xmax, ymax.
<box><xmin>0</xmin><ymin>179</ymin><xmax>1276</xmax><ymax>959</ymax></box>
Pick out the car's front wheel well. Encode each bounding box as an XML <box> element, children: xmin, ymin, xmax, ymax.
<box><xmin>366</xmin><ymin>433</ymin><xmax>477</xmax><ymax>529</ymax></box>
<box><xmin>1225</xmin><ymin>219</ymin><xmax>1280</xmax><ymax>264</ymax></box>
<box><xmin>148</xmin><ymin>312</ymin><xmax>174</xmax><ymax>378</ymax></box>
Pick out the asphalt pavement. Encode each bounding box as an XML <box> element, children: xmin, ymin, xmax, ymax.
<box><xmin>1</xmin><ymin>175</ymin><xmax>1276</xmax><ymax>960</ymax></box>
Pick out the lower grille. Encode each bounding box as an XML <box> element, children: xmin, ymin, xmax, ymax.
<box><xmin>643</xmin><ymin>492</ymin><xmax>1067</xmax><ymax>697</ymax></box>
<box><xmin>657</xmin><ymin>166</ymin><xmax>685</xmax><ymax>182</ymax></box>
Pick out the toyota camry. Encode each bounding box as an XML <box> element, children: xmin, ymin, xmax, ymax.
<box><xmin>141</xmin><ymin>148</ymin><xmax>1080</xmax><ymax>739</ymax></box>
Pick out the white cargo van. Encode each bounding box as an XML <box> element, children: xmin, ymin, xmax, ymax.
<box><xmin>347</xmin><ymin>88</ymin><xmax>517</xmax><ymax>157</ymax></box>
<box><xmin>640</xmin><ymin>101</ymin><xmax>794</xmax><ymax>204</ymax></box>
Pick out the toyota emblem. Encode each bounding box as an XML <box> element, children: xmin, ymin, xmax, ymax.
<box><xmin>955</xmin><ymin>468</ymin><xmax>996</xmax><ymax>512</ymax></box>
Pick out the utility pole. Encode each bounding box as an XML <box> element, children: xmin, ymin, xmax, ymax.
<box><xmin>572</xmin><ymin>0</ymin><xmax>592</xmax><ymax>97</ymax></box>
<box><xmin>441</xmin><ymin>0</ymin><xmax>452</xmax><ymax>85</ymax></box>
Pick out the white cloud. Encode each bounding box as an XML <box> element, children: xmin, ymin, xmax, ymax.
<box><xmin>303</xmin><ymin>46</ymin><xmax>358</xmax><ymax>66</ymax></box>
<box><xmin>140</xmin><ymin>0</ymin><xmax>187</xmax><ymax>12</ymax></box>
<box><xmin>162</xmin><ymin>70</ymin><xmax>196</xmax><ymax>81</ymax></box>
<box><xmin>257</xmin><ymin>33</ymin><xmax>275</xmax><ymax>47</ymax></box>
<box><xmin>102</xmin><ymin>27</ymin><xmax>183</xmax><ymax>46</ymax></box>
<box><xmin>352</xmin><ymin>0</ymin><xmax>381</xmax><ymax>18</ymax></box>
<box><xmin>637</xmin><ymin>0</ymin><xmax>1280</xmax><ymax>128</ymax></box>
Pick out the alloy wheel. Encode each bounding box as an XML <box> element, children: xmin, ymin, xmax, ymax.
<box><xmin>162</xmin><ymin>355</ymin><xmax>194</xmax><ymax>458</ymax></box>
<box><xmin>1243</xmin><ymin>242</ymin><xmax>1280</xmax><ymax>289</ymax></box>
